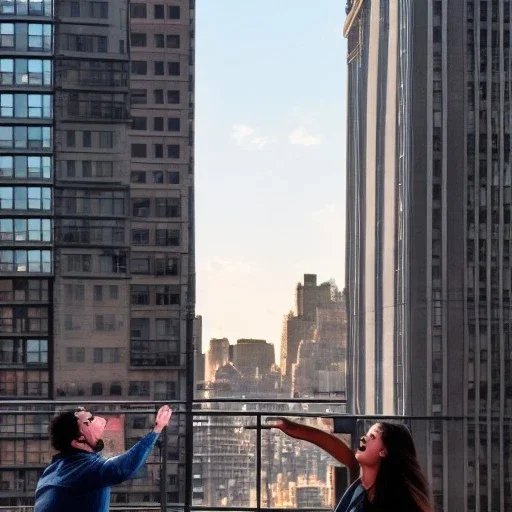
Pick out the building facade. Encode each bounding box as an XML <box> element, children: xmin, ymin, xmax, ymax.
<box><xmin>345</xmin><ymin>0</ymin><xmax>511</xmax><ymax>510</ymax></box>
<box><xmin>0</xmin><ymin>0</ymin><xmax>195</xmax><ymax>507</ymax></box>
<box><xmin>280</xmin><ymin>274</ymin><xmax>341</xmax><ymax>387</ymax></box>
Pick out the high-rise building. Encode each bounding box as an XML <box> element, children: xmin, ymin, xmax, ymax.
<box><xmin>232</xmin><ymin>338</ymin><xmax>275</xmax><ymax>379</ymax></box>
<box><xmin>0</xmin><ymin>0</ymin><xmax>195</xmax><ymax>506</ymax></box>
<box><xmin>206</xmin><ymin>337</ymin><xmax>230</xmax><ymax>382</ymax></box>
<box><xmin>280</xmin><ymin>274</ymin><xmax>342</xmax><ymax>387</ymax></box>
<box><xmin>345</xmin><ymin>1</ymin><xmax>511</xmax><ymax>510</ymax></box>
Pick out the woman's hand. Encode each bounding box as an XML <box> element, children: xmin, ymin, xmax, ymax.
<box><xmin>153</xmin><ymin>405</ymin><xmax>173</xmax><ymax>433</ymax></box>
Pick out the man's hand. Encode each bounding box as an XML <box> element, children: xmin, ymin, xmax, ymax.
<box><xmin>153</xmin><ymin>405</ymin><xmax>172</xmax><ymax>433</ymax></box>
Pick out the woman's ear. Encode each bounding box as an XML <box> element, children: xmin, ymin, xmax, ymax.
<box><xmin>379</xmin><ymin>449</ymin><xmax>388</xmax><ymax>458</ymax></box>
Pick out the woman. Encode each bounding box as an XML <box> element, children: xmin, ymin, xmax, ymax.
<box><xmin>269</xmin><ymin>418</ymin><xmax>432</xmax><ymax>512</ymax></box>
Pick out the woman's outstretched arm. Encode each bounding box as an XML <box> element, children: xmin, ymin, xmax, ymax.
<box><xmin>269</xmin><ymin>417</ymin><xmax>359</xmax><ymax>482</ymax></box>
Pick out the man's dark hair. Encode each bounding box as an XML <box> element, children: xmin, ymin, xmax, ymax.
<box><xmin>50</xmin><ymin>410</ymin><xmax>80</xmax><ymax>451</ymax></box>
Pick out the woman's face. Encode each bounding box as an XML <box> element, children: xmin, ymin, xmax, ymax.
<box><xmin>355</xmin><ymin>423</ymin><xmax>387</xmax><ymax>467</ymax></box>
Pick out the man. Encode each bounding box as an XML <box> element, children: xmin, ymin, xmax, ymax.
<box><xmin>35</xmin><ymin>405</ymin><xmax>172</xmax><ymax>512</ymax></box>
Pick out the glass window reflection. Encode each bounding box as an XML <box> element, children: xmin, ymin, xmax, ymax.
<box><xmin>0</xmin><ymin>0</ymin><xmax>51</xmax><ymax>16</ymax></box>
<box><xmin>0</xmin><ymin>188</ymin><xmax>12</xmax><ymax>209</ymax></box>
<box><xmin>14</xmin><ymin>218</ymin><xmax>26</xmax><ymax>240</ymax></box>
<box><xmin>0</xmin><ymin>58</ymin><xmax>13</xmax><ymax>84</ymax></box>
<box><xmin>0</xmin><ymin>94</ymin><xmax>52</xmax><ymax>118</ymax></box>
<box><xmin>0</xmin><ymin>156</ymin><xmax>52</xmax><ymax>179</ymax></box>
<box><xmin>0</xmin><ymin>24</ymin><xmax>14</xmax><ymax>48</ymax></box>
<box><xmin>15</xmin><ymin>250</ymin><xmax>27</xmax><ymax>271</ymax></box>
<box><xmin>0</xmin><ymin>187</ymin><xmax>51</xmax><ymax>210</ymax></box>
<box><xmin>0</xmin><ymin>156</ymin><xmax>12</xmax><ymax>177</ymax></box>
<box><xmin>0</xmin><ymin>126</ymin><xmax>52</xmax><ymax>149</ymax></box>
<box><xmin>0</xmin><ymin>218</ymin><xmax>12</xmax><ymax>240</ymax></box>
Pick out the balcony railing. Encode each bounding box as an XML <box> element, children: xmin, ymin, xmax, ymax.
<box><xmin>0</xmin><ymin>399</ymin><xmax>510</xmax><ymax>511</ymax></box>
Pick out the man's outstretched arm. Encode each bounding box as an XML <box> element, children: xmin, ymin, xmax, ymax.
<box><xmin>97</xmin><ymin>405</ymin><xmax>173</xmax><ymax>486</ymax></box>
<box><xmin>269</xmin><ymin>417</ymin><xmax>359</xmax><ymax>482</ymax></box>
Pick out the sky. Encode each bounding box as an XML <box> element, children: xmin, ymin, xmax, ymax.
<box><xmin>195</xmin><ymin>1</ymin><xmax>348</xmax><ymax>362</ymax></box>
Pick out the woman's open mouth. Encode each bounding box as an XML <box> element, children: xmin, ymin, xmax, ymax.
<box><xmin>358</xmin><ymin>436</ymin><xmax>367</xmax><ymax>451</ymax></box>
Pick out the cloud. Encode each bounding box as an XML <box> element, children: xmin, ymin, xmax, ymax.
<box><xmin>230</xmin><ymin>124</ymin><xmax>275</xmax><ymax>151</ymax></box>
<box><xmin>289</xmin><ymin>125</ymin><xmax>322</xmax><ymax>147</ymax></box>
<box><xmin>231</xmin><ymin>124</ymin><xmax>254</xmax><ymax>144</ymax></box>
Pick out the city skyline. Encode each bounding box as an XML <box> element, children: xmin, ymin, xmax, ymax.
<box><xmin>195</xmin><ymin>1</ymin><xmax>347</xmax><ymax>361</ymax></box>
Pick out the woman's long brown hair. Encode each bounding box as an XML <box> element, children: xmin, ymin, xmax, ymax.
<box><xmin>373</xmin><ymin>422</ymin><xmax>433</xmax><ymax>512</ymax></box>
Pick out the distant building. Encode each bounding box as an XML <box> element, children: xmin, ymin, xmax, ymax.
<box><xmin>233</xmin><ymin>338</ymin><xmax>275</xmax><ymax>379</ymax></box>
<box><xmin>194</xmin><ymin>315</ymin><xmax>204</xmax><ymax>386</ymax></box>
<box><xmin>281</xmin><ymin>274</ymin><xmax>338</xmax><ymax>381</ymax></box>
<box><xmin>206</xmin><ymin>337</ymin><xmax>230</xmax><ymax>382</ymax></box>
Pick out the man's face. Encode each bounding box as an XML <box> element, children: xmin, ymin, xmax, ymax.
<box><xmin>74</xmin><ymin>408</ymin><xmax>107</xmax><ymax>452</ymax></box>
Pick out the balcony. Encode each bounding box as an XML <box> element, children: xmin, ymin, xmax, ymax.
<box><xmin>0</xmin><ymin>399</ymin><xmax>509</xmax><ymax>511</ymax></box>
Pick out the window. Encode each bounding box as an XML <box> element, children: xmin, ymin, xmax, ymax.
<box><xmin>67</xmin><ymin>254</ymin><xmax>91</xmax><ymax>272</ymax></box>
<box><xmin>129</xmin><ymin>381</ymin><xmax>149</xmax><ymax>397</ymax></box>
<box><xmin>155</xmin><ymin>256</ymin><xmax>178</xmax><ymax>276</ymax></box>
<box><xmin>110</xmin><ymin>382</ymin><xmax>122</xmax><ymax>395</ymax></box>
<box><xmin>168</xmin><ymin>5</ymin><xmax>180</xmax><ymax>19</ymax></box>
<box><xmin>168</xmin><ymin>62</ymin><xmax>180</xmax><ymax>76</ymax></box>
<box><xmin>131</xmin><ymin>171</ymin><xmax>146</xmax><ymax>183</ymax></box>
<box><xmin>167</xmin><ymin>144</ymin><xmax>180</xmax><ymax>158</ymax></box>
<box><xmin>109</xmin><ymin>285</ymin><xmax>118</xmax><ymax>300</ymax></box>
<box><xmin>154</xmin><ymin>61</ymin><xmax>164</xmax><ymax>75</ymax></box>
<box><xmin>131</xmin><ymin>89</ymin><xmax>147</xmax><ymax>105</ymax></box>
<box><xmin>154</xmin><ymin>4</ymin><xmax>164</xmax><ymax>19</ymax></box>
<box><xmin>93</xmin><ymin>35</ymin><xmax>107</xmax><ymax>52</ymax></box>
<box><xmin>131</xmin><ymin>285</ymin><xmax>149</xmax><ymax>305</ymax></box>
<box><xmin>130</xmin><ymin>3</ymin><xmax>146</xmax><ymax>18</ymax></box>
<box><xmin>26</xmin><ymin>339</ymin><xmax>47</xmax><ymax>364</ymax></box>
<box><xmin>152</xmin><ymin>171</ymin><xmax>163</xmax><ymax>183</ymax></box>
<box><xmin>167</xmin><ymin>90</ymin><xmax>179</xmax><ymax>104</ymax></box>
<box><xmin>154</xmin><ymin>89</ymin><xmax>163</xmax><ymax>104</ymax></box>
<box><xmin>166</xmin><ymin>35</ymin><xmax>180</xmax><ymax>48</ymax></box>
<box><xmin>131</xmin><ymin>33</ymin><xmax>146</xmax><ymax>47</ymax></box>
<box><xmin>66</xmin><ymin>347</ymin><xmax>85</xmax><ymax>363</ymax></box>
<box><xmin>28</xmin><ymin>24</ymin><xmax>52</xmax><ymax>51</ymax></box>
<box><xmin>70</xmin><ymin>1</ymin><xmax>80</xmax><ymax>16</ymax></box>
<box><xmin>154</xmin><ymin>381</ymin><xmax>176</xmax><ymax>400</ymax></box>
<box><xmin>156</xmin><ymin>228</ymin><xmax>180</xmax><ymax>246</ymax></box>
<box><xmin>156</xmin><ymin>285</ymin><xmax>180</xmax><ymax>305</ymax></box>
<box><xmin>82</xmin><ymin>130</ymin><xmax>91</xmax><ymax>147</ymax></box>
<box><xmin>156</xmin><ymin>318</ymin><xmax>179</xmax><ymax>338</ymax></box>
<box><xmin>91</xmin><ymin>382</ymin><xmax>103</xmax><ymax>396</ymax></box>
<box><xmin>131</xmin><ymin>117</ymin><xmax>147</xmax><ymax>130</ymax></box>
<box><xmin>82</xmin><ymin>160</ymin><xmax>92</xmax><ymax>177</ymax></box>
<box><xmin>132</xmin><ymin>198</ymin><xmax>150</xmax><ymax>217</ymax></box>
<box><xmin>154</xmin><ymin>34</ymin><xmax>164</xmax><ymax>48</ymax></box>
<box><xmin>66</xmin><ymin>130</ymin><xmax>75</xmax><ymax>147</ymax></box>
<box><xmin>131</xmin><ymin>61</ymin><xmax>147</xmax><ymax>75</ymax></box>
<box><xmin>89</xmin><ymin>2</ymin><xmax>108</xmax><ymax>18</ymax></box>
<box><xmin>131</xmin><ymin>256</ymin><xmax>150</xmax><ymax>274</ymax></box>
<box><xmin>0</xmin><ymin>24</ymin><xmax>14</xmax><ymax>48</ymax></box>
<box><xmin>93</xmin><ymin>285</ymin><xmax>103</xmax><ymax>301</ymax></box>
<box><xmin>154</xmin><ymin>144</ymin><xmax>163</xmax><ymax>158</ymax></box>
<box><xmin>168</xmin><ymin>118</ymin><xmax>180</xmax><ymax>131</ymax></box>
<box><xmin>154</xmin><ymin>117</ymin><xmax>164</xmax><ymax>131</ymax></box>
<box><xmin>98</xmin><ymin>131</ymin><xmax>112</xmax><ymax>149</ymax></box>
<box><xmin>94</xmin><ymin>346</ymin><xmax>120</xmax><ymax>362</ymax></box>
<box><xmin>131</xmin><ymin>229</ymin><xmax>149</xmax><ymax>245</ymax></box>
<box><xmin>167</xmin><ymin>171</ymin><xmax>179</xmax><ymax>184</ymax></box>
<box><xmin>155</xmin><ymin>198</ymin><xmax>180</xmax><ymax>217</ymax></box>
<box><xmin>131</xmin><ymin>144</ymin><xmax>146</xmax><ymax>158</ymax></box>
